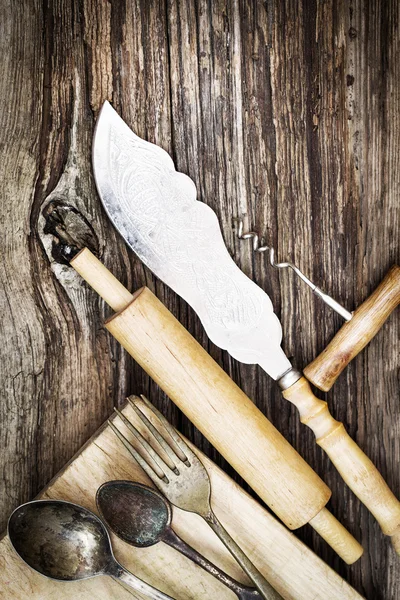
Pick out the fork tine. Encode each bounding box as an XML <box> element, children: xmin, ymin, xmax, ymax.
<box><xmin>127</xmin><ymin>397</ymin><xmax>186</xmax><ymax>471</ymax></box>
<box><xmin>114</xmin><ymin>406</ymin><xmax>178</xmax><ymax>478</ymax></box>
<box><xmin>134</xmin><ymin>394</ymin><xmax>198</xmax><ymax>466</ymax></box>
<box><xmin>108</xmin><ymin>419</ymin><xmax>169</xmax><ymax>484</ymax></box>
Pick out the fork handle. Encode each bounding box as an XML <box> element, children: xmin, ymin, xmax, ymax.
<box><xmin>205</xmin><ymin>510</ymin><xmax>284</xmax><ymax>600</ymax></box>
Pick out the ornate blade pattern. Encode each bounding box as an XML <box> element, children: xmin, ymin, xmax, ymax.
<box><xmin>93</xmin><ymin>102</ymin><xmax>291</xmax><ymax>380</ymax></box>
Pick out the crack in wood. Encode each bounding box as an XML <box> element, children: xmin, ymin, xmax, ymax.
<box><xmin>42</xmin><ymin>200</ymin><xmax>99</xmax><ymax>264</ymax></box>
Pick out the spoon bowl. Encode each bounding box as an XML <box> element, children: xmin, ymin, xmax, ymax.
<box><xmin>97</xmin><ymin>480</ymin><xmax>171</xmax><ymax>547</ymax></box>
<box><xmin>97</xmin><ymin>480</ymin><xmax>260</xmax><ymax>600</ymax></box>
<box><xmin>8</xmin><ymin>499</ymin><xmax>174</xmax><ymax>600</ymax></box>
<box><xmin>8</xmin><ymin>500</ymin><xmax>112</xmax><ymax>581</ymax></box>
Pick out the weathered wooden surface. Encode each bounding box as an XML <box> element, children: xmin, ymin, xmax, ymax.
<box><xmin>0</xmin><ymin>1</ymin><xmax>398</xmax><ymax>598</ymax></box>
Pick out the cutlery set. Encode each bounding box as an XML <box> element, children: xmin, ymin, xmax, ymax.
<box><xmin>89</xmin><ymin>100</ymin><xmax>400</xmax><ymax>552</ymax></box>
<box><xmin>8</xmin><ymin>399</ymin><xmax>275</xmax><ymax>599</ymax></box>
<box><xmin>7</xmin><ymin>101</ymin><xmax>399</xmax><ymax>598</ymax></box>
<box><xmin>109</xmin><ymin>396</ymin><xmax>280</xmax><ymax>599</ymax></box>
<box><xmin>72</xmin><ymin>249</ymin><xmax>363</xmax><ymax>564</ymax></box>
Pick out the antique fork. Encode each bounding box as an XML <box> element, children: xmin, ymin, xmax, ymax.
<box><xmin>109</xmin><ymin>395</ymin><xmax>284</xmax><ymax>600</ymax></box>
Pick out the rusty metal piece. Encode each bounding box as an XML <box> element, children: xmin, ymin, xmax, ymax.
<box><xmin>110</xmin><ymin>396</ymin><xmax>284</xmax><ymax>600</ymax></box>
<box><xmin>8</xmin><ymin>499</ymin><xmax>174</xmax><ymax>599</ymax></box>
<box><xmin>97</xmin><ymin>480</ymin><xmax>260</xmax><ymax>600</ymax></box>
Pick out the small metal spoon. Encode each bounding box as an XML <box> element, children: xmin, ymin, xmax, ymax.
<box><xmin>8</xmin><ymin>499</ymin><xmax>174</xmax><ymax>600</ymax></box>
<box><xmin>97</xmin><ymin>480</ymin><xmax>260</xmax><ymax>600</ymax></box>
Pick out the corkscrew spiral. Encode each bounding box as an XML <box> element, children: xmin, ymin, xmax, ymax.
<box><xmin>234</xmin><ymin>217</ymin><xmax>353</xmax><ymax>322</ymax></box>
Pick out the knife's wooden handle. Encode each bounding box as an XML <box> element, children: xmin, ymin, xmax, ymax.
<box><xmin>304</xmin><ymin>265</ymin><xmax>400</xmax><ymax>391</ymax></box>
<box><xmin>282</xmin><ymin>376</ymin><xmax>400</xmax><ymax>552</ymax></box>
<box><xmin>70</xmin><ymin>248</ymin><xmax>363</xmax><ymax>563</ymax></box>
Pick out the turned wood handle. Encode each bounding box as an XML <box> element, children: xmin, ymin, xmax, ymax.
<box><xmin>71</xmin><ymin>248</ymin><xmax>363</xmax><ymax>564</ymax></box>
<box><xmin>304</xmin><ymin>265</ymin><xmax>400</xmax><ymax>391</ymax></box>
<box><xmin>70</xmin><ymin>247</ymin><xmax>134</xmax><ymax>311</ymax></box>
<box><xmin>282</xmin><ymin>377</ymin><xmax>400</xmax><ymax>552</ymax></box>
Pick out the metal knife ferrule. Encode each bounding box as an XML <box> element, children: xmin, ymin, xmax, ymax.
<box><xmin>276</xmin><ymin>368</ymin><xmax>303</xmax><ymax>391</ymax></box>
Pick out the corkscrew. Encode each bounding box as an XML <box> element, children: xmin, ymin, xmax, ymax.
<box><xmin>234</xmin><ymin>217</ymin><xmax>353</xmax><ymax>322</ymax></box>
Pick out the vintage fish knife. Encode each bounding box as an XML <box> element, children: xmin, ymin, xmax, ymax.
<box><xmin>93</xmin><ymin>101</ymin><xmax>400</xmax><ymax>552</ymax></box>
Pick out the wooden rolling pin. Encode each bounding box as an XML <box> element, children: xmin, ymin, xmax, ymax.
<box><xmin>70</xmin><ymin>247</ymin><xmax>363</xmax><ymax>564</ymax></box>
<box><xmin>304</xmin><ymin>265</ymin><xmax>400</xmax><ymax>391</ymax></box>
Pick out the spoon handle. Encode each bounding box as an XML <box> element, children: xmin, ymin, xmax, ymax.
<box><xmin>205</xmin><ymin>510</ymin><xmax>283</xmax><ymax>600</ymax></box>
<box><xmin>163</xmin><ymin>527</ymin><xmax>260</xmax><ymax>599</ymax></box>
<box><xmin>111</xmin><ymin>562</ymin><xmax>175</xmax><ymax>600</ymax></box>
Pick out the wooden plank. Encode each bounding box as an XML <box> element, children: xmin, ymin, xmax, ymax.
<box><xmin>0</xmin><ymin>404</ymin><xmax>363</xmax><ymax>599</ymax></box>
<box><xmin>0</xmin><ymin>0</ymin><xmax>44</xmax><ymax>538</ymax></box>
<box><xmin>0</xmin><ymin>1</ymin><xmax>398</xmax><ymax>598</ymax></box>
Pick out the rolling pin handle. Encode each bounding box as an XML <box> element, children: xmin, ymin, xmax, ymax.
<box><xmin>71</xmin><ymin>248</ymin><xmax>134</xmax><ymax>311</ymax></box>
<box><xmin>308</xmin><ymin>508</ymin><xmax>363</xmax><ymax>564</ymax></box>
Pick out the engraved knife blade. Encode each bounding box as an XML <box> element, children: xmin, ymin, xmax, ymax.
<box><xmin>93</xmin><ymin>101</ymin><xmax>292</xmax><ymax>381</ymax></box>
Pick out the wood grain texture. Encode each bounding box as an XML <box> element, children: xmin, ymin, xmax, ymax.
<box><xmin>0</xmin><ymin>1</ymin><xmax>398</xmax><ymax>598</ymax></box>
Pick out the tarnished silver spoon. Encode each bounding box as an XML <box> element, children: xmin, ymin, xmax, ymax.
<box><xmin>8</xmin><ymin>499</ymin><xmax>174</xmax><ymax>600</ymax></box>
<box><xmin>97</xmin><ymin>480</ymin><xmax>260</xmax><ymax>599</ymax></box>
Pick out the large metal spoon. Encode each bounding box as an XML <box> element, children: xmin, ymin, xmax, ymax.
<box><xmin>8</xmin><ymin>499</ymin><xmax>174</xmax><ymax>599</ymax></box>
<box><xmin>97</xmin><ymin>480</ymin><xmax>260</xmax><ymax>600</ymax></box>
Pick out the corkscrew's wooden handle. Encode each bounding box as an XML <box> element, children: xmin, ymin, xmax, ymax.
<box><xmin>304</xmin><ymin>265</ymin><xmax>400</xmax><ymax>391</ymax></box>
<box><xmin>282</xmin><ymin>377</ymin><xmax>400</xmax><ymax>552</ymax></box>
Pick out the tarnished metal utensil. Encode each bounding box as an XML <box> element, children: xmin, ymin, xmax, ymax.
<box><xmin>109</xmin><ymin>396</ymin><xmax>284</xmax><ymax>600</ymax></box>
<box><xmin>97</xmin><ymin>480</ymin><xmax>260</xmax><ymax>600</ymax></box>
<box><xmin>8</xmin><ymin>499</ymin><xmax>174</xmax><ymax>600</ymax></box>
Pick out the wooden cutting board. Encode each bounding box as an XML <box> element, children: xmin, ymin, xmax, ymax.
<box><xmin>0</xmin><ymin>401</ymin><xmax>364</xmax><ymax>600</ymax></box>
